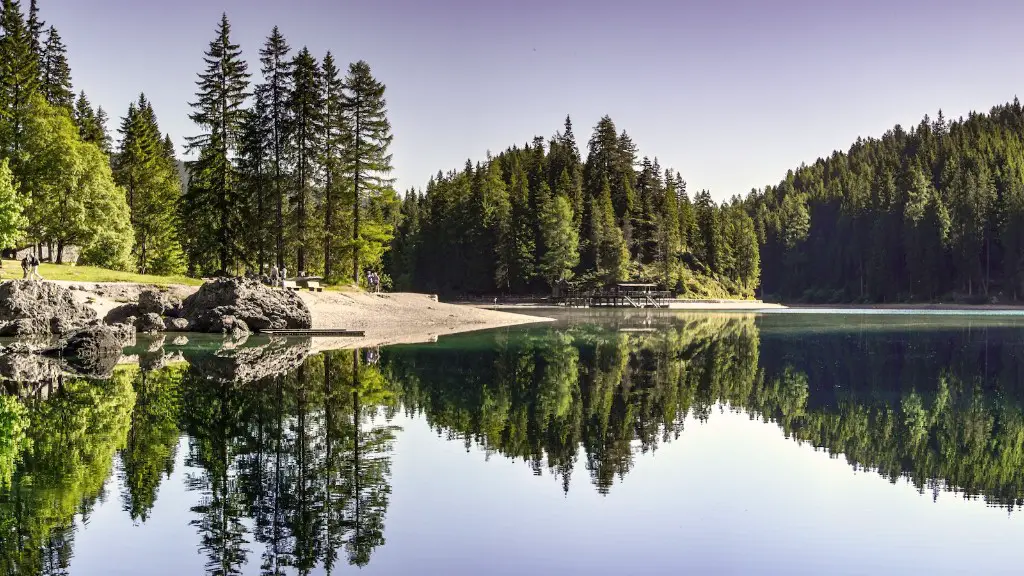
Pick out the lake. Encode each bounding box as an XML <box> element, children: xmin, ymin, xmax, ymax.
<box><xmin>3</xmin><ymin>310</ymin><xmax>1024</xmax><ymax>575</ymax></box>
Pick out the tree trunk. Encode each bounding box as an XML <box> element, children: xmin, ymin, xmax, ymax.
<box><xmin>56</xmin><ymin>241</ymin><xmax>64</xmax><ymax>264</ymax></box>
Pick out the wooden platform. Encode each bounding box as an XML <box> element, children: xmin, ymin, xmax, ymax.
<box><xmin>260</xmin><ymin>328</ymin><xmax>365</xmax><ymax>337</ymax></box>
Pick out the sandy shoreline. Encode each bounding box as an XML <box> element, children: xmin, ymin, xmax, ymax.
<box><xmin>48</xmin><ymin>280</ymin><xmax>555</xmax><ymax>350</ymax></box>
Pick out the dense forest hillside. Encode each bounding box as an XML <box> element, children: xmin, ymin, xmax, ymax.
<box><xmin>385</xmin><ymin>116</ymin><xmax>760</xmax><ymax>298</ymax></box>
<box><xmin>749</xmin><ymin>100</ymin><xmax>1024</xmax><ymax>303</ymax></box>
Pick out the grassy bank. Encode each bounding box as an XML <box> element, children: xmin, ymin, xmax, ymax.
<box><xmin>0</xmin><ymin>260</ymin><xmax>203</xmax><ymax>286</ymax></box>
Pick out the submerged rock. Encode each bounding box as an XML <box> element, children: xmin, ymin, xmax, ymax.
<box><xmin>0</xmin><ymin>280</ymin><xmax>98</xmax><ymax>336</ymax></box>
<box><xmin>181</xmin><ymin>277</ymin><xmax>311</xmax><ymax>333</ymax></box>
<box><xmin>164</xmin><ymin>317</ymin><xmax>189</xmax><ymax>332</ymax></box>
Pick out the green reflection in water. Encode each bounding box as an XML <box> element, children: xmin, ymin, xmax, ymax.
<box><xmin>3</xmin><ymin>312</ymin><xmax>1024</xmax><ymax>573</ymax></box>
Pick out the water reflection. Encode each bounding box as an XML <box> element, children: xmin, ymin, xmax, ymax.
<box><xmin>3</xmin><ymin>313</ymin><xmax>1024</xmax><ymax>573</ymax></box>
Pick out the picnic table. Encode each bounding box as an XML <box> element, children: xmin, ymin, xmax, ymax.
<box><xmin>283</xmin><ymin>276</ymin><xmax>324</xmax><ymax>292</ymax></box>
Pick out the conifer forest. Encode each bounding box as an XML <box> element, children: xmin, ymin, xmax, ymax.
<box><xmin>5</xmin><ymin>0</ymin><xmax>1024</xmax><ymax>302</ymax></box>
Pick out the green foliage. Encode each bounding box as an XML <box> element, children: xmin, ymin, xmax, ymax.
<box><xmin>0</xmin><ymin>394</ymin><xmax>28</xmax><ymax>490</ymax></box>
<box><xmin>182</xmin><ymin>13</ymin><xmax>251</xmax><ymax>274</ymax></box>
<box><xmin>751</xmin><ymin>100</ymin><xmax>1024</xmax><ymax>302</ymax></box>
<box><xmin>538</xmin><ymin>193</ymin><xmax>579</xmax><ymax>287</ymax></box>
<box><xmin>0</xmin><ymin>0</ymin><xmax>39</xmax><ymax>159</ymax></box>
<box><xmin>343</xmin><ymin>60</ymin><xmax>397</xmax><ymax>283</ymax></box>
<box><xmin>20</xmin><ymin>96</ymin><xmax>132</xmax><ymax>268</ymax></box>
<box><xmin>389</xmin><ymin>115</ymin><xmax>756</xmax><ymax>297</ymax></box>
<box><xmin>114</xmin><ymin>94</ymin><xmax>186</xmax><ymax>275</ymax></box>
<box><xmin>0</xmin><ymin>157</ymin><xmax>26</xmax><ymax>249</ymax></box>
<box><xmin>39</xmin><ymin>26</ymin><xmax>72</xmax><ymax>109</ymax></box>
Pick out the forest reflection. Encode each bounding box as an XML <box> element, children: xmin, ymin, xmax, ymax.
<box><xmin>3</xmin><ymin>312</ymin><xmax>1024</xmax><ymax>574</ymax></box>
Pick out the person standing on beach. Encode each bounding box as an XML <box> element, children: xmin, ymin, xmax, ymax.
<box><xmin>270</xmin><ymin>265</ymin><xmax>279</xmax><ymax>287</ymax></box>
<box><xmin>20</xmin><ymin>255</ymin><xmax>28</xmax><ymax>279</ymax></box>
<box><xmin>30</xmin><ymin>254</ymin><xmax>42</xmax><ymax>280</ymax></box>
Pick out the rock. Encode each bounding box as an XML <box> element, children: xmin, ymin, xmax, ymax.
<box><xmin>0</xmin><ymin>353</ymin><xmax>65</xmax><ymax>386</ymax></box>
<box><xmin>181</xmin><ymin>277</ymin><xmax>311</xmax><ymax>333</ymax></box>
<box><xmin>135</xmin><ymin>313</ymin><xmax>165</xmax><ymax>334</ymax></box>
<box><xmin>164</xmin><ymin>317</ymin><xmax>189</xmax><ymax>332</ymax></box>
<box><xmin>104</xmin><ymin>303</ymin><xmax>140</xmax><ymax>326</ymax></box>
<box><xmin>171</xmin><ymin>336</ymin><xmax>189</xmax><ymax>346</ymax></box>
<box><xmin>210</xmin><ymin>314</ymin><xmax>249</xmax><ymax>338</ymax></box>
<box><xmin>184</xmin><ymin>336</ymin><xmax>313</xmax><ymax>384</ymax></box>
<box><xmin>138</xmin><ymin>288</ymin><xmax>182</xmax><ymax>316</ymax></box>
<box><xmin>46</xmin><ymin>325</ymin><xmax>125</xmax><ymax>378</ymax></box>
<box><xmin>0</xmin><ymin>280</ymin><xmax>98</xmax><ymax>336</ymax></box>
<box><xmin>109</xmin><ymin>323</ymin><xmax>137</xmax><ymax>348</ymax></box>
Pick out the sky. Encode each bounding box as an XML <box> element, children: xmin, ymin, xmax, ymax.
<box><xmin>41</xmin><ymin>0</ymin><xmax>1024</xmax><ymax>201</ymax></box>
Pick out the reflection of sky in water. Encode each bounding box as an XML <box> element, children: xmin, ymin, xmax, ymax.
<box><xmin>8</xmin><ymin>313</ymin><xmax>1024</xmax><ymax>575</ymax></box>
<box><xmin>69</xmin><ymin>407</ymin><xmax>1024</xmax><ymax>576</ymax></box>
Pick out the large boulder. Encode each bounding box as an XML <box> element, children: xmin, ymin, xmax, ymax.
<box><xmin>138</xmin><ymin>288</ymin><xmax>182</xmax><ymax>316</ymax></box>
<box><xmin>0</xmin><ymin>281</ymin><xmax>98</xmax><ymax>336</ymax></box>
<box><xmin>181</xmin><ymin>277</ymin><xmax>311</xmax><ymax>333</ymax></box>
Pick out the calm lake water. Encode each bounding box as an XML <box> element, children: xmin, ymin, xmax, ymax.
<box><xmin>4</xmin><ymin>311</ymin><xmax>1024</xmax><ymax>575</ymax></box>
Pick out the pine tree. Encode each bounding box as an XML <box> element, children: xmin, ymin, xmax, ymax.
<box><xmin>499</xmin><ymin>158</ymin><xmax>535</xmax><ymax>291</ymax></box>
<box><xmin>321</xmin><ymin>51</ymin><xmax>347</xmax><ymax>282</ymax></box>
<box><xmin>256</xmin><ymin>26</ymin><xmax>292</xmax><ymax>269</ymax></box>
<box><xmin>286</xmin><ymin>47</ymin><xmax>323</xmax><ymax>274</ymax></box>
<box><xmin>342</xmin><ymin>60</ymin><xmax>395</xmax><ymax>283</ymax></box>
<box><xmin>0</xmin><ymin>0</ymin><xmax>40</xmax><ymax>159</ymax></box>
<box><xmin>40</xmin><ymin>26</ymin><xmax>73</xmax><ymax>109</ymax></box>
<box><xmin>183</xmin><ymin>13</ymin><xmax>250</xmax><ymax>274</ymax></box>
<box><xmin>656</xmin><ymin>169</ymin><xmax>680</xmax><ymax>286</ymax></box>
<box><xmin>237</xmin><ymin>90</ymin><xmax>271</xmax><ymax>273</ymax></box>
<box><xmin>115</xmin><ymin>94</ymin><xmax>185</xmax><ymax>274</ymax></box>
<box><xmin>25</xmin><ymin>0</ymin><xmax>41</xmax><ymax>66</ymax></box>
<box><xmin>538</xmin><ymin>191</ymin><xmax>580</xmax><ymax>288</ymax></box>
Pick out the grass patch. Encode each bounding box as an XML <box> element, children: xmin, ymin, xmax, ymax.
<box><xmin>0</xmin><ymin>260</ymin><xmax>203</xmax><ymax>286</ymax></box>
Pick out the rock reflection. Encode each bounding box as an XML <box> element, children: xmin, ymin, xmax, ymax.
<box><xmin>4</xmin><ymin>314</ymin><xmax>1024</xmax><ymax>574</ymax></box>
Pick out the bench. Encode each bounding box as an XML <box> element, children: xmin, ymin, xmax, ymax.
<box><xmin>282</xmin><ymin>280</ymin><xmax>298</xmax><ymax>291</ymax></box>
<box><xmin>304</xmin><ymin>280</ymin><xmax>323</xmax><ymax>292</ymax></box>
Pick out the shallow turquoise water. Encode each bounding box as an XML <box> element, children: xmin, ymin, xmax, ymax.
<box><xmin>4</xmin><ymin>311</ymin><xmax>1024</xmax><ymax>575</ymax></box>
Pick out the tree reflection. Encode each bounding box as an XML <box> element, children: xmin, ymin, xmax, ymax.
<box><xmin>7</xmin><ymin>314</ymin><xmax>1024</xmax><ymax>574</ymax></box>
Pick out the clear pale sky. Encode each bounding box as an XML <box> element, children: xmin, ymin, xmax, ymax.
<box><xmin>43</xmin><ymin>0</ymin><xmax>1024</xmax><ymax>201</ymax></box>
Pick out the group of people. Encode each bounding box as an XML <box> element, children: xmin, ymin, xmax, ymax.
<box><xmin>268</xmin><ymin>265</ymin><xmax>288</xmax><ymax>288</ymax></box>
<box><xmin>20</xmin><ymin>254</ymin><xmax>41</xmax><ymax>280</ymax></box>
<box><xmin>366</xmin><ymin>270</ymin><xmax>381</xmax><ymax>293</ymax></box>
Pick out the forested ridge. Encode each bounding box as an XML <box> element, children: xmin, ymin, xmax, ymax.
<box><xmin>0</xmin><ymin>0</ymin><xmax>397</xmax><ymax>281</ymax></box>
<box><xmin>749</xmin><ymin>101</ymin><xmax>1024</xmax><ymax>303</ymax></box>
<box><xmin>385</xmin><ymin>116</ymin><xmax>761</xmax><ymax>298</ymax></box>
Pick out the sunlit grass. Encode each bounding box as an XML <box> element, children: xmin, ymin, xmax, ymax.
<box><xmin>0</xmin><ymin>260</ymin><xmax>203</xmax><ymax>286</ymax></box>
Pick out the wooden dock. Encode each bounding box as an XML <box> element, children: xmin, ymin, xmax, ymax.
<box><xmin>260</xmin><ymin>328</ymin><xmax>365</xmax><ymax>337</ymax></box>
<box><xmin>556</xmin><ymin>283</ymin><xmax>671</xmax><ymax>308</ymax></box>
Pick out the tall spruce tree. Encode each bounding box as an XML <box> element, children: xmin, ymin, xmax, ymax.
<box><xmin>321</xmin><ymin>51</ymin><xmax>347</xmax><ymax>282</ymax></box>
<box><xmin>183</xmin><ymin>13</ymin><xmax>250</xmax><ymax>274</ymax></box>
<box><xmin>25</xmin><ymin>0</ymin><xmax>40</xmax><ymax>65</ymax></box>
<box><xmin>237</xmin><ymin>90</ymin><xmax>272</xmax><ymax>273</ymax></box>
<box><xmin>256</xmin><ymin>26</ymin><xmax>292</xmax><ymax>269</ymax></box>
<box><xmin>115</xmin><ymin>94</ymin><xmax>185</xmax><ymax>274</ymax></box>
<box><xmin>0</xmin><ymin>0</ymin><xmax>40</xmax><ymax>160</ymax></box>
<box><xmin>40</xmin><ymin>26</ymin><xmax>73</xmax><ymax>109</ymax></box>
<box><xmin>342</xmin><ymin>60</ymin><xmax>395</xmax><ymax>283</ymax></box>
<box><xmin>286</xmin><ymin>47</ymin><xmax>323</xmax><ymax>274</ymax></box>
